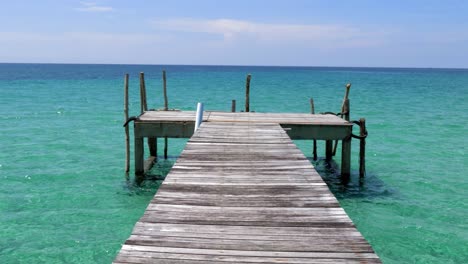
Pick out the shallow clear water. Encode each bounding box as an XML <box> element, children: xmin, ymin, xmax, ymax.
<box><xmin>0</xmin><ymin>63</ymin><xmax>467</xmax><ymax>263</ymax></box>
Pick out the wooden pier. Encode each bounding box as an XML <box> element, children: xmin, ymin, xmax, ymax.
<box><xmin>133</xmin><ymin>111</ymin><xmax>353</xmax><ymax>178</ymax></box>
<box><xmin>115</xmin><ymin>118</ymin><xmax>380</xmax><ymax>263</ymax></box>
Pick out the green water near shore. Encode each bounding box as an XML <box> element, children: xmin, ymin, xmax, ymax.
<box><xmin>0</xmin><ymin>64</ymin><xmax>467</xmax><ymax>263</ymax></box>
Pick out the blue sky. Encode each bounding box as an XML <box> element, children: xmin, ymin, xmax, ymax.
<box><xmin>1</xmin><ymin>0</ymin><xmax>467</xmax><ymax>67</ymax></box>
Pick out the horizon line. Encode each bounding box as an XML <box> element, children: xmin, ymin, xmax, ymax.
<box><xmin>0</xmin><ymin>61</ymin><xmax>467</xmax><ymax>70</ymax></box>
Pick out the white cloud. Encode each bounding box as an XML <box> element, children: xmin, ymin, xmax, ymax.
<box><xmin>151</xmin><ymin>18</ymin><xmax>381</xmax><ymax>47</ymax></box>
<box><xmin>75</xmin><ymin>2</ymin><xmax>113</xmax><ymax>12</ymax></box>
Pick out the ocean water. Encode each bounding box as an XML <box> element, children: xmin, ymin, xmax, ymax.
<box><xmin>0</xmin><ymin>63</ymin><xmax>467</xmax><ymax>263</ymax></box>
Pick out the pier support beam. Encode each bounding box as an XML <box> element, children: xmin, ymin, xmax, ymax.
<box><xmin>135</xmin><ymin>136</ymin><xmax>144</xmax><ymax>177</ymax></box>
<box><xmin>148</xmin><ymin>137</ymin><xmax>157</xmax><ymax>157</ymax></box>
<box><xmin>325</xmin><ymin>140</ymin><xmax>333</xmax><ymax>161</ymax></box>
<box><xmin>341</xmin><ymin>136</ymin><xmax>351</xmax><ymax>179</ymax></box>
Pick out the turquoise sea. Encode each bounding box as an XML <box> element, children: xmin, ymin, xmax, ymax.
<box><xmin>0</xmin><ymin>63</ymin><xmax>467</xmax><ymax>263</ymax></box>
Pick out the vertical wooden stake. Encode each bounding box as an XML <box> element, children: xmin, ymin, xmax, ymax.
<box><xmin>245</xmin><ymin>74</ymin><xmax>251</xmax><ymax>112</ymax></box>
<box><xmin>163</xmin><ymin>70</ymin><xmax>168</xmax><ymax>111</ymax></box>
<box><xmin>359</xmin><ymin>118</ymin><xmax>367</xmax><ymax>178</ymax></box>
<box><xmin>135</xmin><ymin>136</ymin><xmax>144</xmax><ymax>177</ymax></box>
<box><xmin>325</xmin><ymin>140</ymin><xmax>333</xmax><ymax>162</ymax></box>
<box><xmin>164</xmin><ymin>137</ymin><xmax>168</xmax><ymax>160</ymax></box>
<box><xmin>231</xmin><ymin>100</ymin><xmax>236</xmax><ymax>112</ymax></box>
<box><xmin>341</xmin><ymin>136</ymin><xmax>351</xmax><ymax>180</ymax></box>
<box><xmin>344</xmin><ymin>83</ymin><xmax>351</xmax><ymax>101</ymax></box>
<box><xmin>310</xmin><ymin>98</ymin><xmax>315</xmax><ymax>114</ymax></box>
<box><xmin>148</xmin><ymin>137</ymin><xmax>157</xmax><ymax>157</ymax></box>
<box><xmin>124</xmin><ymin>74</ymin><xmax>130</xmax><ymax>173</ymax></box>
<box><xmin>162</xmin><ymin>70</ymin><xmax>169</xmax><ymax>160</ymax></box>
<box><xmin>139</xmin><ymin>72</ymin><xmax>148</xmax><ymax>113</ymax></box>
<box><xmin>340</xmin><ymin>84</ymin><xmax>352</xmax><ymax>179</ymax></box>
<box><xmin>333</xmin><ymin>83</ymin><xmax>351</xmax><ymax>156</ymax></box>
<box><xmin>310</xmin><ymin>98</ymin><xmax>317</xmax><ymax>161</ymax></box>
<box><xmin>140</xmin><ymin>72</ymin><xmax>155</xmax><ymax>158</ymax></box>
<box><xmin>343</xmin><ymin>99</ymin><xmax>350</xmax><ymax>121</ymax></box>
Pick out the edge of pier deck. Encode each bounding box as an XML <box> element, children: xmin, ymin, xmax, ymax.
<box><xmin>136</xmin><ymin>111</ymin><xmax>352</xmax><ymax>139</ymax></box>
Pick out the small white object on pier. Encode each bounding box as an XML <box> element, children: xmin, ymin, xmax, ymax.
<box><xmin>194</xmin><ymin>102</ymin><xmax>204</xmax><ymax>132</ymax></box>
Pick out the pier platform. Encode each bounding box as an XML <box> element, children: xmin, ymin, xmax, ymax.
<box><xmin>133</xmin><ymin>111</ymin><xmax>353</xmax><ymax>176</ymax></box>
<box><xmin>115</xmin><ymin>120</ymin><xmax>380</xmax><ymax>263</ymax></box>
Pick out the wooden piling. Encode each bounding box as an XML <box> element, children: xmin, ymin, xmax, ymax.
<box><xmin>339</xmin><ymin>84</ymin><xmax>351</xmax><ymax>178</ymax></box>
<box><xmin>341</xmin><ymin>136</ymin><xmax>351</xmax><ymax>179</ymax></box>
<box><xmin>245</xmin><ymin>74</ymin><xmax>251</xmax><ymax>112</ymax></box>
<box><xmin>343</xmin><ymin>99</ymin><xmax>350</xmax><ymax>121</ymax></box>
<box><xmin>342</xmin><ymin>84</ymin><xmax>351</xmax><ymax>121</ymax></box>
<box><xmin>163</xmin><ymin>70</ymin><xmax>169</xmax><ymax>159</ymax></box>
<box><xmin>140</xmin><ymin>72</ymin><xmax>156</xmax><ymax>157</ymax></box>
<box><xmin>344</xmin><ymin>83</ymin><xmax>351</xmax><ymax>101</ymax></box>
<box><xmin>231</xmin><ymin>100</ymin><xmax>236</xmax><ymax>112</ymax></box>
<box><xmin>310</xmin><ymin>98</ymin><xmax>317</xmax><ymax>161</ymax></box>
<box><xmin>333</xmin><ymin>83</ymin><xmax>351</xmax><ymax>156</ymax></box>
<box><xmin>148</xmin><ymin>137</ymin><xmax>157</xmax><ymax>157</ymax></box>
<box><xmin>139</xmin><ymin>72</ymin><xmax>148</xmax><ymax>114</ymax></box>
<box><xmin>310</xmin><ymin>98</ymin><xmax>315</xmax><ymax>114</ymax></box>
<box><xmin>359</xmin><ymin>118</ymin><xmax>367</xmax><ymax>178</ymax></box>
<box><xmin>164</xmin><ymin>137</ymin><xmax>168</xmax><ymax>160</ymax></box>
<box><xmin>163</xmin><ymin>70</ymin><xmax>168</xmax><ymax>111</ymax></box>
<box><xmin>325</xmin><ymin>140</ymin><xmax>333</xmax><ymax>162</ymax></box>
<box><xmin>124</xmin><ymin>74</ymin><xmax>130</xmax><ymax>173</ymax></box>
<box><xmin>135</xmin><ymin>136</ymin><xmax>144</xmax><ymax>177</ymax></box>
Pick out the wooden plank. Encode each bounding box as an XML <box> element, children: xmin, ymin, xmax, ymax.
<box><xmin>125</xmin><ymin>235</ymin><xmax>374</xmax><ymax>252</ymax></box>
<box><xmin>132</xmin><ymin>222</ymin><xmax>363</xmax><ymax>237</ymax></box>
<box><xmin>120</xmin><ymin>245</ymin><xmax>380</xmax><ymax>259</ymax></box>
<box><xmin>115</xmin><ymin>252</ymin><xmax>382</xmax><ymax>264</ymax></box>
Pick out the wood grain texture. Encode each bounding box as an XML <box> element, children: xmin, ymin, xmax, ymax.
<box><xmin>115</xmin><ymin>122</ymin><xmax>380</xmax><ymax>263</ymax></box>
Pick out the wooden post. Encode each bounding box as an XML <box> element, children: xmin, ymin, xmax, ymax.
<box><xmin>359</xmin><ymin>118</ymin><xmax>367</xmax><ymax>178</ymax></box>
<box><xmin>341</xmin><ymin>136</ymin><xmax>351</xmax><ymax>179</ymax></box>
<box><xmin>310</xmin><ymin>98</ymin><xmax>315</xmax><ymax>114</ymax></box>
<box><xmin>245</xmin><ymin>74</ymin><xmax>251</xmax><ymax>112</ymax></box>
<box><xmin>231</xmin><ymin>100</ymin><xmax>236</xmax><ymax>112</ymax></box>
<box><xmin>139</xmin><ymin>72</ymin><xmax>147</xmax><ymax>114</ymax></box>
<box><xmin>148</xmin><ymin>137</ymin><xmax>157</xmax><ymax>157</ymax></box>
<box><xmin>310</xmin><ymin>98</ymin><xmax>317</xmax><ymax>161</ymax></box>
<box><xmin>124</xmin><ymin>74</ymin><xmax>130</xmax><ymax>173</ymax></box>
<box><xmin>339</xmin><ymin>83</ymin><xmax>352</xmax><ymax>174</ymax></box>
<box><xmin>344</xmin><ymin>83</ymin><xmax>351</xmax><ymax>101</ymax></box>
<box><xmin>164</xmin><ymin>137</ymin><xmax>168</xmax><ymax>160</ymax></box>
<box><xmin>325</xmin><ymin>140</ymin><xmax>333</xmax><ymax>162</ymax></box>
<box><xmin>162</xmin><ymin>70</ymin><xmax>169</xmax><ymax>159</ymax></box>
<box><xmin>135</xmin><ymin>136</ymin><xmax>144</xmax><ymax>177</ymax></box>
<box><xmin>343</xmin><ymin>99</ymin><xmax>350</xmax><ymax>121</ymax></box>
<box><xmin>140</xmin><ymin>71</ymin><xmax>156</xmax><ymax>157</ymax></box>
<box><xmin>163</xmin><ymin>70</ymin><xmax>168</xmax><ymax>111</ymax></box>
<box><xmin>333</xmin><ymin>83</ymin><xmax>351</xmax><ymax>156</ymax></box>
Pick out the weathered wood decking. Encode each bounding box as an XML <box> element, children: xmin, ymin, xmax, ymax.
<box><xmin>115</xmin><ymin>122</ymin><xmax>380</xmax><ymax>263</ymax></box>
<box><xmin>134</xmin><ymin>111</ymin><xmax>353</xmax><ymax>177</ymax></box>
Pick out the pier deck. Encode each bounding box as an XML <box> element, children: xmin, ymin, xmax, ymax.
<box><xmin>134</xmin><ymin>111</ymin><xmax>353</xmax><ymax>176</ymax></box>
<box><xmin>115</xmin><ymin>121</ymin><xmax>380</xmax><ymax>263</ymax></box>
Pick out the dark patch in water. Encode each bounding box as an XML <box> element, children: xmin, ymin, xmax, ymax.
<box><xmin>309</xmin><ymin>157</ymin><xmax>398</xmax><ymax>200</ymax></box>
<box><xmin>121</xmin><ymin>157</ymin><xmax>176</xmax><ymax>196</ymax></box>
